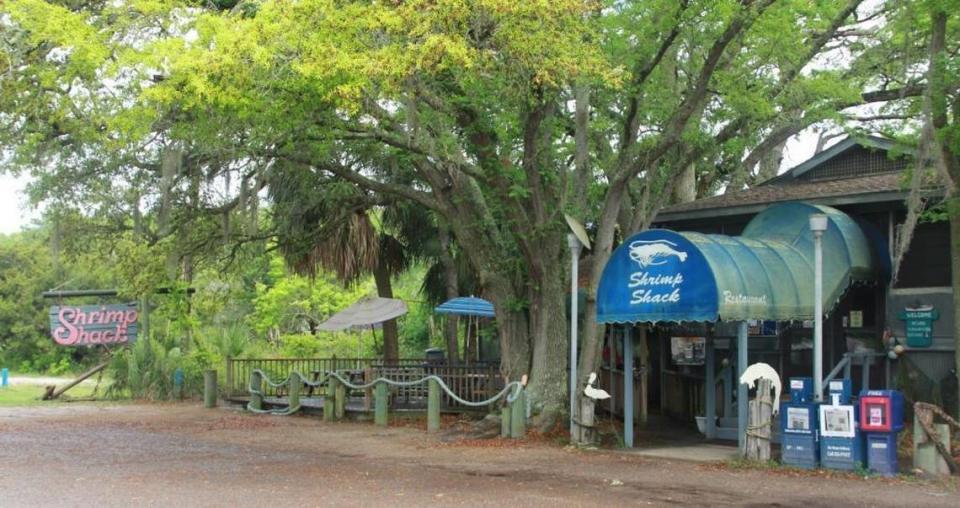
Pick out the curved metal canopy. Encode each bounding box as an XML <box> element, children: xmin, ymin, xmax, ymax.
<box><xmin>597</xmin><ymin>202</ymin><xmax>876</xmax><ymax>324</ymax></box>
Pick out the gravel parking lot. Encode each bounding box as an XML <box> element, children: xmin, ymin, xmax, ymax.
<box><xmin>0</xmin><ymin>403</ymin><xmax>956</xmax><ymax>507</ymax></box>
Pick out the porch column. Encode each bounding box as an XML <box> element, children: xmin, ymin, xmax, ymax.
<box><xmin>737</xmin><ymin>321</ymin><xmax>748</xmax><ymax>454</ymax></box>
<box><xmin>624</xmin><ymin>325</ymin><xmax>634</xmax><ymax>448</ymax></box>
<box><xmin>705</xmin><ymin>333</ymin><xmax>716</xmax><ymax>440</ymax></box>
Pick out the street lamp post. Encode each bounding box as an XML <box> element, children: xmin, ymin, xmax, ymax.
<box><xmin>809</xmin><ymin>213</ymin><xmax>828</xmax><ymax>402</ymax></box>
<box><xmin>567</xmin><ymin>233</ymin><xmax>583</xmax><ymax>439</ymax></box>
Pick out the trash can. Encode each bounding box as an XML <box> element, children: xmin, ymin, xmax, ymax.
<box><xmin>423</xmin><ymin>348</ymin><xmax>445</xmax><ymax>366</ymax></box>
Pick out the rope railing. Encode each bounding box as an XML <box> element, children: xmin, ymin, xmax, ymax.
<box><xmin>246</xmin><ymin>369</ymin><xmax>528</xmax><ymax>438</ymax></box>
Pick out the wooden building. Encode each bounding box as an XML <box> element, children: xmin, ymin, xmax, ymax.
<box><xmin>598</xmin><ymin>135</ymin><xmax>955</xmax><ymax>441</ymax></box>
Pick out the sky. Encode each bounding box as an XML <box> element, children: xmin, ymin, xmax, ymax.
<box><xmin>0</xmin><ymin>172</ymin><xmax>38</xmax><ymax>234</ymax></box>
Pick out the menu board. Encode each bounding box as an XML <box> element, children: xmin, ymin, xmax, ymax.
<box><xmin>670</xmin><ymin>336</ymin><xmax>705</xmax><ymax>365</ymax></box>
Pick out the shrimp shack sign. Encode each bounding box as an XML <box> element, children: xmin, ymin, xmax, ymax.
<box><xmin>596</xmin><ymin>229</ymin><xmax>719</xmax><ymax>324</ymax></box>
<box><xmin>49</xmin><ymin>303</ymin><xmax>140</xmax><ymax>346</ymax></box>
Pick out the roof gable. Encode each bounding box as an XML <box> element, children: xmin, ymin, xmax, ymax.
<box><xmin>763</xmin><ymin>135</ymin><xmax>910</xmax><ymax>185</ymax></box>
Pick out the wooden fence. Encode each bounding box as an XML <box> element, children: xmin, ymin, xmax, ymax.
<box><xmin>225</xmin><ymin>357</ymin><xmax>502</xmax><ymax>411</ymax></box>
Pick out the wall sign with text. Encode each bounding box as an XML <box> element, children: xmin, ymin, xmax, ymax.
<box><xmin>898</xmin><ymin>306</ymin><xmax>938</xmax><ymax>348</ymax></box>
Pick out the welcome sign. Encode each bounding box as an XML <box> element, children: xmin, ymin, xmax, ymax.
<box><xmin>49</xmin><ymin>303</ymin><xmax>139</xmax><ymax>346</ymax></box>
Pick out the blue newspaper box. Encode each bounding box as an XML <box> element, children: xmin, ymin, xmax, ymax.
<box><xmin>865</xmin><ymin>433</ymin><xmax>898</xmax><ymax>476</ymax></box>
<box><xmin>788</xmin><ymin>377</ymin><xmax>814</xmax><ymax>403</ymax></box>
<box><xmin>781</xmin><ymin>403</ymin><xmax>819</xmax><ymax>468</ymax></box>
<box><xmin>860</xmin><ymin>390</ymin><xmax>904</xmax><ymax>476</ymax></box>
<box><xmin>819</xmin><ymin>379</ymin><xmax>864</xmax><ymax>471</ymax></box>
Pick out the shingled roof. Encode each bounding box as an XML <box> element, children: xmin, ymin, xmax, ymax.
<box><xmin>656</xmin><ymin>136</ymin><xmax>914</xmax><ymax>221</ymax></box>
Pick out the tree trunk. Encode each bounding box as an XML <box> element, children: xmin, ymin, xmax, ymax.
<box><xmin>756</xmin><ymin>139</ymin><xmax>786</xmax><ymax>183</ymax></box>
<box><xmin>949</xmin><ymin>198</ymin><xmax>960</xmax><ymax>419</ymax></box>
<box><xmin>927</xmin><ymin>7</ymin><xmax>960</xmax><ymax>419</ymax></box>
<box><xmin>487</xmin><ymin>277</ymin><xmax>531</xmax><ymax>384</ymax></box>
<box><xmin>463</xmin><ymin>317</ymin><xmax>475</xmax><ymax>365</ymax></box>
<box><xmin>672</xmin><ymin>163</ymin><xmax>697</xmax><ymax>203</ymax></box>
<box><xmin>526</xmin><ymin>248</ymin><xmax>571</xmax><ymax>429</ymax></box>
<box><xmin>438</xmin><ymin>226</ymin><xmax>460</xmax><ymax>365</ymax></box>
<box><xmin>576</xmin><ymin>182</ymin><xmax>629</xmax><ymax>420</ymax></box>
<box><xmin>373</xmin><ymin>261</ymin><xmax>400</xmax><ymax>362</ymax></box>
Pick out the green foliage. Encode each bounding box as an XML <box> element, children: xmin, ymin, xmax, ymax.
<box><xmin>108</xmin><ymin>335</ymin><xmax>199</xmax><ymax>399</ymax></box>
<box><xmin>247</xmin><ymin>254</ymin><xmax>372</xmax><ymax>337</ymax></box>
<box><xmin>0</xmin><ymin>228</ymin><xmax>113</xmax><ymax>373</ymax></box>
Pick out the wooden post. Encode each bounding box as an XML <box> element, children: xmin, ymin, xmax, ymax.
<box><xmin>914</xmin><ymin>414</ymin><xmax>951</xmax><ymax>475</ymax></box>
<box><xmin>325</xmin><ymin>375</ymin><xmax>337</xmax><ymax>422</ymax></box>
<box><xmin>579</xmin><ymin>396</ymin><xmax>596</xmax><ymax>444</ymax></box>
<box><xmin>363</xmin><ymin>366</ymin><xmax>374</xmax><ymax>411</ymax></box>
<box><xmin>427</xmin><ymin>378</ymin><xmax>440</xmax><ymax>432</ymax></box>
<box><xmin>203</xmin><ymin>370</ymin><xmax>217</xmax><ymax>408</ymax></box>
<box><xmin>745</xmin><ymin>378</ymin><xmax>772</xmax><ymax>461</ymax></box>
<box><xmin>335</xmin><ymin>379</ymin><xmax>346</xmax><ymax>420</ymax></box>
<box><xmin>510</xmin><ymin>389</ymin><xmax>526</xmax><ymax>439</ymax></box>
<box><xmin>225</xmin><ymin>356</ymin><xmax>234</xmax><ymax>398</ymax></box>
<box><xmin>250</xmin><ymin>371</ymin><xmax>263</xmax><ymax>411</ymax></box>
<box><xmin>43</xmin><ymin>361</ymin><xmax>109</xmax><ymax>400</ymax></box>
<box><xmin>375</xmin><ymin>381</ymin><xmax>388</xmax><ymax>426</ymax></box>
<box><xmin>288</xmin><ymin>372</ymin><xmax>300</xmax><ymax>411</ymax></box>
<box><xmin>501</xmin><ymin>403</ymin><xmax>512</xmax><ymax>438</ymax></box>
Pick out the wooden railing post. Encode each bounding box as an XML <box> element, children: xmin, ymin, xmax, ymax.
<box><xmin>374</xmin><ymin>381</ymin><xmax>388</xmax><ymax>426</ymax></box>
<box><xmin>325</xmin><ymin>374</ymin><xmax>337</xmax><ymax>422</ymax></box>
<box><xmin>510</xmin><ymin>388</ymin><xmax>526</xmax><ymax>439</ymax></box>
<box><xmin>250</xmin><ymin>370</ymin><xmax>263</xmax><ymax>411</ymax></box>
<box><xmin>288</xmin><ymin>372</ymin><xmax>300</xmax><ymax>411</ymax></box>
<box><xmin>363</xmin><ymin>366</ymin><xmax>374</xmax><ymax>411</ymax></box>
<box><xmin>225</xmin><ymin>356</ymin><xmax>234</xmax><ymax>397</ymax></box>
<box><xmin>427</xmin><ymin>378</ymin><xmax>440</xmax><ymax>433</ymax></box>
<box><xmin>501</xmin><ymin>403</ymin><xmax>512</xmax><ymax>438</ymax></box>
<box><xmin>203</xmin><ymin>370</ymin><xmax>217</xmax><ymax>408</ymax></box>
<box><xmin>335</xmin><ymin>374</ymin><xmax>346</xmax><ymax>420</ymax></box>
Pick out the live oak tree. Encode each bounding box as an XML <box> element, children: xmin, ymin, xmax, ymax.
<box><xmin>1</xmin><ymin>0</ymin><xmax>926</xmax><ymax>425</ymax></box>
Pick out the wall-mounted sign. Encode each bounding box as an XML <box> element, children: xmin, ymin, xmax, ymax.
<box><xmin>49</xmin><ymin>303</ymin><xmax>139</xmax><ymax>346</ymax></box>
<box><xmin>898</xmin><ymin>306</ymin><xmax>939</xmax><ymax>348</ymax></box>
<box><xmin>597</xmin><ymin>230</ymin><xmax>719</xmax><ymax>323</ymax></box>
<box><xmin>671</xmin><ymin>336</ymin><xmax>705</xmax><ymax>365</ymax></box>
<box><xmin>849</xmin><ymin>310</ymin><xmax>863</xmax><ymax>328</ymax></box>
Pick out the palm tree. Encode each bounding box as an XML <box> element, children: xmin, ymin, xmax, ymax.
<box><xmin>269</xmin><ymin>161</ymin><xmax>408</xmax><ymax>361</ymax></box>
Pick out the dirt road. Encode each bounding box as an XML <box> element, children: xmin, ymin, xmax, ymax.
<box><xmin>0</xmin><ymin>403</ymin><xmax>956</xmax><ymax>507</ymax></box>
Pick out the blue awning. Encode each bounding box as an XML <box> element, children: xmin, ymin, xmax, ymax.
<box><xmin>597</xmin><ymin>202</ymin><xmax>876</xmax><ymax>324</ymax></box>
<box><xmin>434</xmin><ymin>297</ymin><xmax>496</xmax><ymax>317</ymax></box>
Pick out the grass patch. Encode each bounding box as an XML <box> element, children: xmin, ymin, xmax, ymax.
<box><xmin>0</xmin><ymin>382</ymin><xmax>104</xmax><ymax>407</ymax></box>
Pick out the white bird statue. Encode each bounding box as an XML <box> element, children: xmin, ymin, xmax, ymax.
<box><xmin>738</xmin><ymin>362</ymin><xmax>782</xmax><ymax>415</ymax></box>
<box><xmin>583</xmin><ymin>372</ymin><xmax>611</xmax><ymax>400</ymax></box>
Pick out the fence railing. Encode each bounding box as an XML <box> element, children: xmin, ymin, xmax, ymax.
<box><xmin>225</xmin><ymin>357</ymin><xmax>501</xmax><ymax>411</ymax></box>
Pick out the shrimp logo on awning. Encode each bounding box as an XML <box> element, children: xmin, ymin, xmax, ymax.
<box><xmin>627</xmin><ymin>240</ymin><xmax>688</xmax><ymax>305</ymax></box>
<box><xmin>629</xmin><ymin>240</ymin><xmax>688</xmax><ymax>268</ymax></box>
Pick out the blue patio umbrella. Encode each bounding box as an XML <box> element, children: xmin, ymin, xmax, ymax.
<box><xmin>434</xmin><ymin>296</ymin><xmax>495</xmax><ymax>317</ymax></box>
<box><xmin>434</xmin><ymin>297</ymin><xmax>495</xmax><ymax>363</ymax></box>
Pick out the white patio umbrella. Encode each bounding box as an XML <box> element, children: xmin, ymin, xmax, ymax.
<box><xmin>317</xmin><ymin>296</ymin><xmax>408</xmax><ymax>363</ymax></box>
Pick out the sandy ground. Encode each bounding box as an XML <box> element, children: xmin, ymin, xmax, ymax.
<box><xmin>0</xmin><ymin>403</ymin><xmax>957</xmax><ymax>507</ymax></box>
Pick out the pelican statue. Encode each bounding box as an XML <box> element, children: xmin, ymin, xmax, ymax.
<box><xmin>738</xmin><ymin>362</ymin><xmax>782</xmax><ymax>414</ymax></box>
<box><xmin>583</xmin><ymin>372</ymin><xmax>611</xmax><ymax>400</ymax></box>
